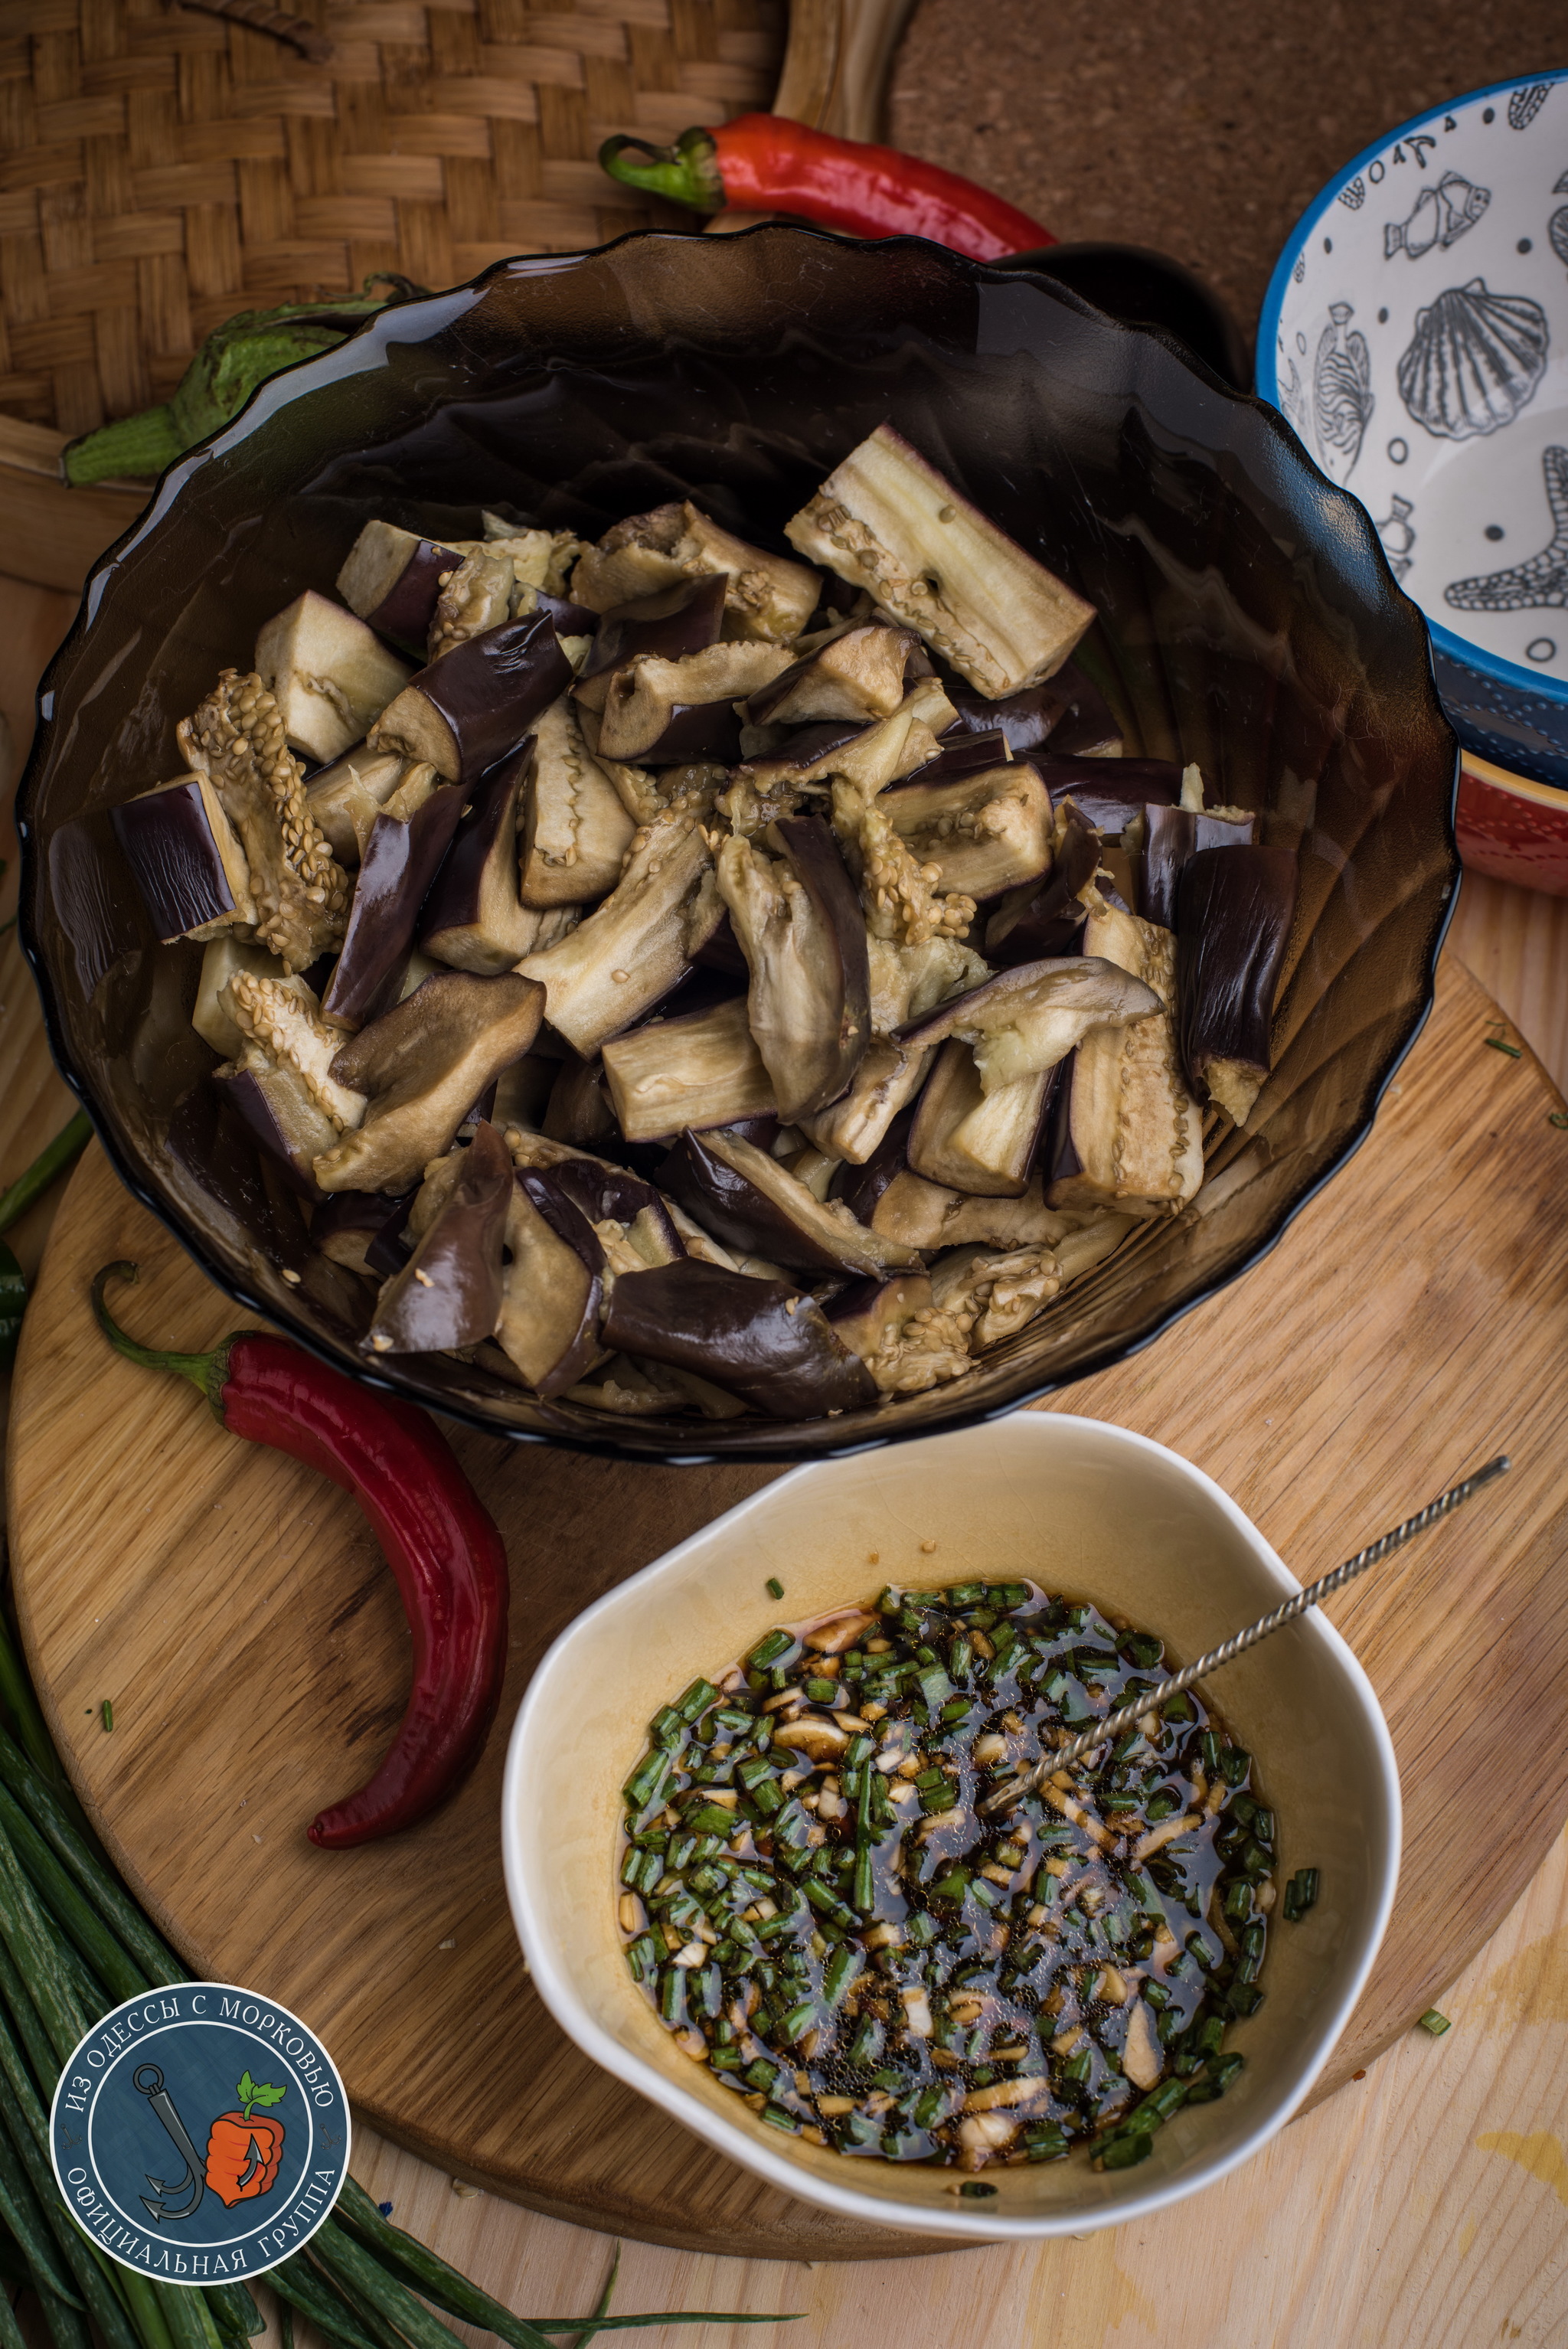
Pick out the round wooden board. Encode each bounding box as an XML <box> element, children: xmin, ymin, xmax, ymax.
<box><xmin>9</xmin><ymin>954</ymin><xmax>1568</xmax><ymax>2260</ymax></box>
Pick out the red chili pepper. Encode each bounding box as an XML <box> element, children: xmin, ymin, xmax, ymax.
<box><xmin>599</xmin><ymin>114</ymin><xmax>1052</xmax><ymax>263</ymax></box>
<box><xmin>90</xmin><ymin>1262</ymin><xmax>509</xmax><ymax>1851</ymax></box>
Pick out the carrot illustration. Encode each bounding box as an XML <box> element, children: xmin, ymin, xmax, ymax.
<box><xmin>203</xmin><ymin>2072</ymin><xmax>286</xmax><ymax>2207</ymax></box>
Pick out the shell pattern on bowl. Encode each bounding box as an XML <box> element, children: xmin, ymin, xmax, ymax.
<box><xmin>19</xmin><ymin>227</ymin><xmax>1457</xmax><ymax>1463</ymax></box>
<box><xmin>1259</xmin><ymin>70</ymin><xmax>1568</xmax><ymax>789</ymax></box>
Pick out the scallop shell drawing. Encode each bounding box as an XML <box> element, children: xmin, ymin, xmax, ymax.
<box><xmin>1313</xmin><ymin>302</ymin><xmax>1374</xmax><ymax>482</ymax></box>
<box><xmin>1396</xmin><ymin>279</ymin><xmax>1549</xmax><ymax>441</ymax></box>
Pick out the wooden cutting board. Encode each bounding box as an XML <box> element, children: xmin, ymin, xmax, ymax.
<box><xmin>8</xmin><ymin>953</ymin><xmax>1568</xmax><ymax>2260</ymax></box>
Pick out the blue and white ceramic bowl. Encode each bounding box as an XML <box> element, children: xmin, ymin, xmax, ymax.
<box><xmin>1259</xmin><ymin>70</ymin><xmax>1568</xmax><ymax>789</ymax></box>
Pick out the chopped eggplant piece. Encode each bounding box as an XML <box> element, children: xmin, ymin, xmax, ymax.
<box><xmin>595</xmin><ymin>641</ymin><xmax>792</xmax><ymax>763</ymax></box>
<box><xmin>517</xmin><ymin>807</ymin><xmax>712</xmax><ymax>1057</ymax></box>
<box><xmin>895</xmin><ymin>954</ymin><xmax>1159</xmax><ymax>1093</ymax></box>
<box><xmin>744</xmin><ymin>622</ymin><xmax>916</xmax><ymax>726</ymax></box>
<box><xmin>492</xmin><ymin>1051</ymin><xmax>559</xmax><ymax>1133</ymax></box>
<box><xmin>541</xmin><ymin>1158</ymin><xmax>684</xmax><ymax>1263</ymax></box>
<box><xmin>474</xmin><ymin>516</ymin><xmax>586</xmax><ymax>598</ymax></box>
<box><xmin>312</xmin><ymin>1188</ymin><xmax>405</xmax><ymax>1275</ymax></box>
<box><xmin>520</xmin><ymin>698</ymin><xmax>638</xmax><ymax>905</ymax></box>
<box><xmin>113</xmin><ymin>773</ymin><xmax>257</xmax><ymax>944</ymax></box>
<box><xmin>1054</xmin><ymin>1210</ymin><xmax>1136</xmax><ymax>1283</ymax></box>
<box><xmin>1141</xmin><ymin>804</ymin><xmax>1256</xmax><ymax>929</ymax></box>
<box><xmin>570</xmin><ymin>501</ymin><xmax>819</xmax><ymax>643</ymax></box>
<box><xmin>419</xmin><ymin>751</ymin><xmax>580</xmax><ymax>972</ymax></box>
<box><xmin>600</xmin><ymin>1262</ymin><xmax>875</xmax><ymax>1419</ymax></box>
<box><xmin>1044</xmin><ymin>658</ymin><xmax>1125</xmax><ymax>758</ymax></box>
<box><xmin>715</xmin><ymin>814</ymin><xmax>869</xmax><ymax>1120</ymax></box>
<box><xmin>255</xmin><ymin>591</ymin><xmax>412</xmax><ymax>766</ymax></box>
<box><xmin>823</xmin><ymin>1272</ymin><xmax>972</xmax><ymax>1393</ymax></box>
<box><xmin>897</xmin><ymin>728</ymin><xmax>1012</xmax><ymax>785</ymax></box>
<box><xmin>1047</xmin><ymin>902</ymin><xmax>1204</xmax><ymax>1214</ymax></box>
<box><xmin>226</xmin><ymin>968</ymin><xmax>368</xmax><ymax>1130</ymax></box>
<box><xmin>906</xmin><ymin>1037</ymin><xmax>1059</xmax><ymax>1198</ymax></box>
<box><xmin>336</xmin><ymin>521</ymin><xmax>464</xmax><ymax>649</ymax></box>
<box><xmin>305</xmin><ymin>746</ymin><xmax>418</xmax><ymax>868</ymax></box>
<box><xmin>839</xmin><ymin>1115</ymin><xmax>1084</xmax><ymax>1251</ymax></box>
<box><xmin>1024</xmin><ymin>756</ymin><xmax>1182</xmax><ymax>836</ymax></box>
<box><xmin>213</xmin><ymin>1060</ymin><xmax>338</xmax><ymax>1200</ymax></box>
<box><xmin>662</xmin><ymin>1127</ymin><xmax>920</xmax><ymax>1276</ymax></box>
<box><xmin>315</xmin><ymin>969</ymin><xmax>545</xmax><ymax>1194</ymax></box>
<box><xmin>194</xmin><ymin>935</ymin><xmax>329</xmax><ymax>1060</ymax></box>
<box><xmin>542</xmin><ymin>1054</ymin><xmax>620</xmax><ymax>1152</ymax></box>
<box><xmin>178</xmin><ymin>670</ymin><xmax>350</xmax><ymax>972</ymax></box>
<box><xmin>795</xmin><ymin>1034</ymin><xmax>933</xmax><ymax>1165</ymax></box>
<box><xmin>945</xmin><ymin>683</ymin><xmax>1067</xmax><ymax>755</ymax></box>
<box><xmin>929</xmin><ymin>1243</ymin><xmax>1063</xmax><ymax>1349</ymax></box>
<box><xmin>785</xmin><ymin>425</ymin><xmax>1096</xmax><ymax>696</ymax></box>
<box><xmin>730</xmin><ymin>718</ymin><xmax>871</xmax><ymax>796</ymax></box>
<box><xmin>832</xmin><ymin>770</ymin><xmax>975</xmax><ymax>948</ymax></box>
<box><xmin>866</xmin><ymin>932</ymin><xmax>991</xmax><ymax>1031</ymax></box>
<box><xmin>601</xmin><ymin>995</ymin><xmax>776</xmax><ymax>1142</ymax></box>
<box><xmin>427</xmin><ymin>549</ymin><xmax>517</xmax><ymax>662</ymax></box>
<box><xmin>369</xmin><ymin>609</ymin><xmax>573</xmax><ymax>785</ymax></box>
<box><xmin>493</xmin><ymin>1169</ymin><xmax>606</xmax><ymax>1397</ymax></box>
<box><xmin>883</xmin><ymin>763</ymin><xmax>1053</xmax><ymax>903</ymax></box>
<box><xmin>365</xmin><ymin>1121</ymin><xmax>513</xmax><ymax>1354</ymax></box>
<box><xmin>575</xmin><ymin>574</ymin><xmax>727</xmax><ymax>707</ymax></box>
<box><xmin>321</xmin><ymin>773</ymin><xmax>466</xmax><ymax>1030</ymax></box>
<box><xmin>985</xmin><ymin>801</ymin><xmax>1101</xmax><ymax>965</ymax></box>
<box><xmin>1177</xmin><ymin>844</ymin><xmax>1298</xmax><ymax>1125</ymax></box>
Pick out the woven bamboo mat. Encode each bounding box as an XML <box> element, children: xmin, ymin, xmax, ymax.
<box><xmin>0</xmin><ymin>0</ymin><xmax>785</xmax><ymax>438</ymax></box>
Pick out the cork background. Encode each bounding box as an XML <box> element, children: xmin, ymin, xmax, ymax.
<box><xmin>890</xmin><ymin>0</ymin><xmax>1568</xmax><ymax>342</ymax></box>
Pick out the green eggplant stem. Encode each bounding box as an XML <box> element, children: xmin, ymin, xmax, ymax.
<box><xmin>0</xmin><ymin>1111</ymin><xmax>93</xmax><ymax>1238</ymax></box>
<box><xmin>598</xmin><ymin>128</ymin><xmax>723</xmax><ymax>212</ymax></box>
<box><xmin>60</xmin><ymin>408</ymin><xmax>185</xmax><ymax>487</ymax></box>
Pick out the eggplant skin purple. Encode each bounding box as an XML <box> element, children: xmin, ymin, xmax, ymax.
<box><xmin>1177</xmin><ymin>845</ymin><xmax>1298</xmax><ymax>1124</ymax></box>
<box><xmin>601</xmin><ymin>1261</ymin><xmax>876</xmax><ymax>1419</ymax></box>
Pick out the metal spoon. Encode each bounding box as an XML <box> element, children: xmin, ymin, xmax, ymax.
<box><xmin>978</xmin><ymin>1454</ymin><xmax>1511</xmax><ymax>1818</ymax></box>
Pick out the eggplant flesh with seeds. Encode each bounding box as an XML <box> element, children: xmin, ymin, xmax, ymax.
<box><xmin>717</xmin><ymin>814</ymin><xmax>870</xmax><ymax>1122</ymax></box>
<box><xmin>985</xmin><ymin>803</ymin><xmax>1101</xmax><ymax>969</ymax></box>
<box><xmin>570</xmin><ymin>500</ymin><xmax>820</xmax><ymax>643</ymax></box>
<box><xmin>744</xmin><ymin>622</ymin><xmax>916</xmax><ymax>727</ymax></box>
<box><xmin>895</xmin><ymin>953</ymin><xmax>1160</xmax><ymax>1094</ymax></box>
<box><xmin>420</xmin><ymin>750</ymin><xmax>577</xmax><ymax>973</ymax></box>
<box><xmin>214</xmin><ymin>1060</ymin><xmax>336</xmax><ymax>1199</ymax></box>
<box><xmin>305</xmin><ymin>747</ymin><xmax>416</xmax><ymax>868</ymax></box>
<box><xmin>194</xmin><ymin>936</ymin><xmax>312</xmax><ymax>1059</ymax></box>
<box><xmin>517</xmin><ymin>809</ymin><xmax>711</xmax><ymax>1058</ymax></box>
<box><xmin>542</xmin><ymin>1158</ymin><xmax>684</xmax><ymax>1263</ymax></box>
<box><xmin>521</xmin><ymin>699</ymin><xmax>637</xmax><ymax>905</ymax></box>
<box><xmin>113</xmin><ymin>774</ymin><xmax>257</xmax><ymax>944</ymax></box>
<box><xmin>595</xmin><ymin>642</ymin><xmax>792</xmax><ymax>763</ymax></box>
<box><xmin>256</xmin><ymin>591</ymin><xmax>412</xmax><ymax>768</ymax></box>
<box><xmin>600</xmin><ymin>1262</ymin><xmax>876</xmax><ymax>1420</ymax></box>
<box><xmin>839</xmin><ymin>1112</ymin><xmax>1081</xmax><ymax>1251</ymax></box>
<box><xmin>823</xmin><ymin>1272</ymin><xmax>967</xmax><ymax>1396</ymax></box>
<box><xmin>600</xmin><ymin>995</ymin><xmax>776</xmax><ymax>1144</ymax></box>
<box><xmin>1141</xmin><ymin>805</ymin><xmax>1256</xmax><ymax>930</ymax></box>
<box><xmin>906</xmin><ymin>1037</ymin><xmax>1060</xmax><ymax>1198</ymax></box>
<box><xmin>369</xmin><ymin>610</ymin><xmax>573</xmax><ymax>785</ymax></box>
<box><xmin>662</xmin><ymin>1127</ymin><xmax>920</xmax><ymax>1276</ymax></box>
<box><xmin>336</xmin><ymin>521</ymin><xmax>464</xmax><ymax>650</ymax></box>
<box><xmin>322</xmin><ymin>777</ymin><xmax>466</xmax><ymax>1031</ymax></box>
<box><xmin>316</xmin><ymin>969</ymin><xmax>546</xmax><ymax>1194</ymax></box>
<box><xmin>784</xmin><ymin>423</ymin><xmax>1096</xmax><ymax>697</ymax></box>
<box><xmin>1047</xmin><ymin>904</ymin><xmax>1204</xmax><ymax>1214</ymax></box>
<box><xmin>795</xmin><ymin>1034</ymin><xmax>933</xmax><ymax>1165</ymax></box>
<box><xmin>366</xmin><ymin>1120</ymin><xmax>512</xmax><ymax>1354</ymax></box>
<box><xmin>1177</xmin><ymin>844</ymin><xmax>1297</xmax><ymax>1125</ymax></box>
<box><xmin>494</xmin><ymin>1170</ymin><xmax>606</xmax><ymax>1398</ymax></box>
<box><xmin>575</xmin><ymin>574</ymin><xmax>727</xmax><ymax>706</ymax></box>
<box><xmin>427</xmin><ymin>550</ymin><xmax>517</xmax><ymax>662</ymax></box>
<box><xmin>882</xmin><ymin>763</ymin><xmax>1053</xmax><ymax>903</ymax></box>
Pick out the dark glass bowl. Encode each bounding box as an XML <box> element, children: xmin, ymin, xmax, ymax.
<box><xmin>18</xmin><ymin>226</ymin><xmax>1458</xmax><ymax>1464</ymax></box>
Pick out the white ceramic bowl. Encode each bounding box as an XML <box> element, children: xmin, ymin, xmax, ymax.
<box><xmin>502</xmin><ymin>1416</ymin><xmax>1400</xmax><ymax>2240</ymax></box>
<box><xmin>1258</xmin><ymin>69</ymin><xmax>1568</xmax><ymax>789</ymax></box>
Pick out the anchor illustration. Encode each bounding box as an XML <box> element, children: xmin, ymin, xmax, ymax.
<box><xmin>132</xmin><ymin>2064</ymin><xmax>207</xmax><ymax>2222</ymax></box>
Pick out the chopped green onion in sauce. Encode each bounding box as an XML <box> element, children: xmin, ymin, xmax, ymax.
<box><xmin>618</xmin><ymin>1581</ymin><xmax>1276</xmax><ymax>2174</ymax></box>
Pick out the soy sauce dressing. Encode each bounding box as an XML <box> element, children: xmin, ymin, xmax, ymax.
<box><xmin>619</xmin><ymin>1581</ymin><xmax>1274</xmax><ymax>2174</ymax></box>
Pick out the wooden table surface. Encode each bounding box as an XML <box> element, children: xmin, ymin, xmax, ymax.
<box><xmin>8</xmin><ymin>126</ymin><xmax>1568</xmax><ymax>2329</ymax></box>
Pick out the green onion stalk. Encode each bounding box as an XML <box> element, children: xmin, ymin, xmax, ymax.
<box><xmin>60</xmin><ymin>282</ymin><xmax>428</xmax><ymax>488</ymax></box>
<box><xmin>0</xmin><ymin>1127</ymin><xmax>789</xmax><ymax>2343</ymax></box>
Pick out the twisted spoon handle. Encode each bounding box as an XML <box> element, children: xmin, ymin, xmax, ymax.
<box><xmin>980</xmin><ymin>1454</ymin><xmax>1511</xmax><ymax>1816</ymax></box>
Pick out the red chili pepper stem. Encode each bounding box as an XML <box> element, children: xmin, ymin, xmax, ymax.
<box><xmin>90</xmin><ymin>1261</ymin><xmax>238</xmax><ymax>1423</ymax></box>
<box><xmin>600</xmin><ymin>129</ymin><xmax>723</xmax><ymax>214</ymax></box>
